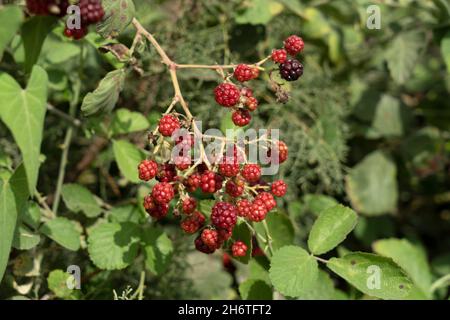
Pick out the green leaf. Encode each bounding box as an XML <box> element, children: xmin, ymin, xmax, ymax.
<box><xmin>47</xmin><ymin>270</ymin><xmax>76</xmax><ymax>299</ymax></box>
<box><xmin>87</xmin><ymin>222</ymin><xmax>141</xmax><ymax>270</ymax></box>
<box><xmin>81</xmin><ymin>69</ymin><xmax>126</xmax><ymax>116</ymax></box>
<box><xmin>373</xmin><ymin>238</ymin><xmax>432</xmax><ymax>297</ymax></box>
<box><xmin>142</xmin><ymin>227</ymin><xmax>173</xmax><ymax>275</ymax></box>
<box><xmin>385</xmin><ymin>32</ymin><xmax>424</xmax><ymax>84</ymax></box>
<box><xmin>22</xmin><ymin>202</ymin><xmax>41</xmax><ymax>229</ymax></box>
<box><xmin>269</xmin><ymin>246</ymin><xmax>319</xmax><ymax>297</ymax></box>
<box><xmin>40</xmin><ymin>217</ymin><xmax>81</xmax><ymax>251</ymax></box>
<box><xmin>327</xmin><ymin>252</ymin><xmax>414</xmax><ymax>300</ymax></box>
<box><xmin>370</xmin><ymin>95</ymin><xmax>410</xmax><ymax>138</ymax></box>
<box><xmin>96</xmin><ymin>0</ymin><xmax>135</xmax><ymax>38</ymax></box>
<box><xmin>308</xmin><ymin>204</ymin><xmax>357</xmax><ymax>255</ymax></box>
<box><xmin>111</xmin><ymin>108</ymin><xmax>150</xmax><ymax>135</ymax></box>
<box><xmin>112</xmin><ymin>139</ymin><xmax>146</xmax><ymax>183</ymax></box>
<box><xmin>0</xmin><ymin>165</ymin><xmax>29</xmax><ymax>282</ymax></box>
<box><xmin>346</xmin><ymin>151</ymin><xmax>398</xmax><ymax>216</ymax></box>
<box><xmin>302</xmin><ymin>194</ymin><xmax>338</xmax><ymax>216</ymax></box>
<box><xmin>198</xmin><ymin>199</ymin><xmax>215</xmax><ymax>218</ymax></box>
<box><xmin>235</xmin><ymin>0</ymin><xmax>283</xmax><ymax>25</ymax></box>
<box><xmin>108</xmin><ymin>204</ymin><xmax>143</xmax><ymax>224</ymax></box>
<box><xmin>296</xmin><ymin>270</ymin><xmax>347</xmax><ymax>300</ymax></box>
<box><xmin>12</xmin><ymin>225</ymin><xmax>40</xmax><ymax>250</ymax></box>
<box><xmin>0</xmin><ymin>5</ymin><xmax>23</xmax><ymax>60</ymax></box>
<box><xmin>21</xmin><ymin>16</ymin><xmax>57</xmax><ymax>73</ymax></box>
<box><xmin>231</xmin><ymin>221</ymin><xmax>252</xmax><ymax>264</ymax></box>
<box><xmin>0</xmin><ymin>66</ymin><xmax>48</xmax><ymax>194</ymax></box>
<box><xmin>61</xmin><ymin>183</ymin><xmax>102</xmax><ymax>218</ymax></box>
<box><xmin>248</xmin><ymin>256</ymin><xmax>271</xmax><ymax>284</ymax></box>
<box><xmin>254</xmin><ymin>210</ymin><xmax>294</xmax><ymax>253</ymax></box>
<box><xmin>239</xmin><ymin>279</ymin><xmax>273</xmax><ymax>300</ymax></box>
<box><xmin>441</xmin><ymin>31</ymin><xmax>450</xmax><ymax>73</ymax></box>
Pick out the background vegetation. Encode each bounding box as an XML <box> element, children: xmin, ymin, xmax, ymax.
<box><xmin>0</xmin><ymin>0</ymin><xmax>449</xmax><ymax>300</ymax></box>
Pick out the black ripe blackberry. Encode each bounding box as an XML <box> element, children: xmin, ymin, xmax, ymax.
<box><xmin>279</xmin><ymin>59</ymin><xmax>303</xmax><ymax>81</ymax></box>
<box><xmin>26</xmin><ymin>0</ymin><xmax>69</xmax><ymax>17</ymax></box>
<box><xmin>79</xmin><ymin>0</ymin><xmax>105</xmax><ymax>25</ymax></box>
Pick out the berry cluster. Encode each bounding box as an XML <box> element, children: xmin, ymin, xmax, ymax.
<box><xmin>271</xmin><ymin>35</ymin><xmax>305</xmax><ymax>81</ymax></box>
<box><xmin>213</xmin><ymin>35</ymin><xmax>304</xmax><ymax>127</ymax></box>
<box><xmin>137</xmin><ymin>118</ymin><xmax>289</xmax><ymax>257</ymax></box>
<box><xmin>26</xmin><ymin>0</ymin><xmax>105</xmax><ymax>40</ymax></box>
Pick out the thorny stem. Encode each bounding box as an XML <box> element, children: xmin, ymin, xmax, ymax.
<box><xmin>242</xmin><ymin>219</ymin><xmax>268</xmax><ymax>244</ymax></box>
<box><xmin>34</xmin><ymin>191</ymin><xmax>55</xmax><ymax>219</ymax></box>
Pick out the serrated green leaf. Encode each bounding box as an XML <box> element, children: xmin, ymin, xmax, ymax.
<box><xmin>87</xmin><ymin>222</ymin><xmax>141</xmax><ymax>270</ymax></box>
<box><xmin>232</xmin><ymin>221</ymin><xmax>252</xmax><ymax>264</ymax></box>
<box><xmin>235</xmin><ymin>0</ymin><xmax>282</xmax><ymax>25</ymax></box>
<box><xmin>111</xmin><ymin>108</ymin><xmax>150</xmax><ymax>135</ymax></box>
<box><xmin>96</xmin><ymin>0</ymin><xmax>135</xmax><ymax>38</ymax></box>
<box><xmin>142</xmin><ymin>227</ymin><xmax>173</xmax><ymax>275</ymax></box>
<box><xmin>12</xmin><ymin>225</ymin><xmax>40</xmax><ymax>250</ymax></box>
<box><xmin>0</xmin><ymin>66</ymin><xmax>48</xmax><ymax>194</ymax></box>
<box><xmin>296</xmin><ymin>270</ymin><xmax>347</xmax><ymax>300</ymax></box>
<box><xmin>248</xmin><ymin>256</ymin><xmax>271</xmax><ymax>284</ymax></box>
<box><xmin>61</xmin><ymin>183</ymin><xmax>102</xmax><ymax>218</ymax></box>
<box><xmin>373</xmin><ymin>238</ymin><xmax>432</xmax><ymax>297</ymax></box>
<box><xmin>308</xmin><ymin>204</ymin><xmax>358</xmax><ymax>255</ymax></box>
<box><xmin>346</xmin><ymin>151</ymin><xmax>398</xmax><ymax>216</ymax></box>
<box><xmin>47</xmin><ymin>270</ymin><xmax>76</xmax><ymax>299</ymax></box>
<box><xmin>21</xmin><ymin>16</ymin><xmax>57</xmax><ymax>73</ymax></box>
<box><xmin>81</xmin><ymin>69</ymin><xmax>126</xmax><ymax>116</ymax></box>
<box><xmin>239</xmin><ymin>279</ymin><xmax>273</xmax><ymax>300</ymax></box>
<box><xmin>371</xmin><ymin>95</ymin><xmax>410</xmax><ymax>138</ymax></box>
<box><xmin>327</xmin><ymin>252</ymin><xmax>414</xmax><ymax>300</ymax></box>
<box><xmin>112</xmin><ymin>139</ymin><xmax>146</xmax><ymax>183</ymax></box>
<box><xmin>302</xmin><ymin>194</ymin><xmax>338</xmax><ymax>216</ymax></box>
<box><xmin>254</xmin><ymin>210</ymin><xmax>294</xmax><ymax>253</ymax></box>
<box><xmin>108</xmin><ymin>204</ymin><xmax>142</xmax><ymax>223</ymax></box>
<box><xmin>40</xmin><ymin>217</ymin><xmax>81</xmax><ymax>251</ymax></box>
<box><xmin>0</xmin><ymin>165</ymin><xmax>29</xmax><ymax>282</ymax></box>
<box><xmin>0</xmin><ymin>5</ymin><xmax>23</xmax><ymax>60</ymax></box>
<box><xmin>385</xmin><ymin>32</ymin><xmax>424</xmax><ymax>84</ymax></box>
<box><xmin>269</xmin><ymin>246</ymin><xmax>319</xmax><ymax>297</ymax></box>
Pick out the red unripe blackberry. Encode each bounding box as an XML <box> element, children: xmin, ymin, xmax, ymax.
<box><xmin>143</xmin><ymin>195</ymin><xmax>169</xmax><ymax>219</ymax></box>
<box><xmin>184</xmin><ymin>172</ymin><xmax>201</xmax><ymax>192</ymax></box>
<box><xmin>268</xmin><ymin>140</ymin><xmax>288</xmax><ymax>164</ymax></box>
<box><xmin>245</xmin><ymin>96</ymin><xmax>258</xmax><ymax>111</ymax></box>
<box><xmin>211</xmin><ymin>201</ymin><xmax>238</xmax><ymax>230</ymax></box>
<box><xmin>79</xmin><ymin>0</ymin><xmax>105</xmax><ymax>25</ymax></box>
<box><xmin>233</xmin><ymin>64</ymin><xmax>259</xmax><ymax>82</ymax></box>
<box><xmin>151</xmin><ymin>182</ymin><xmax>175</xmax><ymax>204</ymax></box>
<box><xmin>174</xmin><ymin>132</ymin><xmax>194</xmax><ymax>149</ymax></box>
<box><xmin>156</xmin><ymin>163</ymin><xmax>177</xmax><ymax>182</ymax></box>
<box><xmin>255</xmin><ymin>192</ymin><xmax>277</xmax><ymax>211</ymax></box>
<box><xmin>283</xmin><ymin>35</ymin><xmax>304</xmax><ymax>56</ymax></box>
<box><xmin>182</xmin><ymin>197</ymin><xmax>197</xmax><ymax>214</ymax></box>
<box><xmin>173</xmin><ymin>155</ymin><xmax>191</xmax><ymax>171</ymax></box>
<box><xmin>181</xmin><ymin>211</ymin><xmax>205</xmax><ymax>234</ymax></box>
<box><xmin>236</xmin><ymin>199</ymin><xmax>252</xmax><ymax>217</ymax></box>
<box><xmin>271</xmin><ymin>180</ymin><xmax>287</xmax><ymax>197</ymax></box>
<box><xmin>138</xmin><ymin>159</ymin><xmax>158</xmax><ymax>181</ymax></box>
<box><xmin>279</xmin><ymin>59</ymin><xmax>303</xmax><ymax>81</ymax></box>
<box><xmin>240</xmin><ymin>87</ymin><xmax>253</xmax><ymax>99</ymax></box>
<box><xmin>219</xmin><ymin>162</ymin><xmax>240</xmax><ymax>177</ymax></box>
<box><xmin>214</xmin><ymin>83</ymin><xmax>240</xmax><ymax>107</ymax></box>
<box><xmin>200</xmin><ymin>170</ymin><xmax>223</xmax><ymax>193</ymax></box>
<box><xmin>158</xmin><ymin>114</ymin><xmax>180</xmax><ymax>137</ymax></box>
<box><xmin>232</xmin><ymin>109</ymin><xmax>251</xmax><ymax>127</ymax></box>
<box><xmin>232</xmin><ymin>241</ymin><xmax>248</xmax><ymax>257</ymax></box>
<box><xmin>225</xmin><ymin>180</ymin><xmax>244</xmax><ymax>197</ymax></box>
<box><xmin>64</xmin><ymin>25</ymin><xmax>89</xmax><ymax>40</ymax></box>
<box><xmin>195</xmin><ymin>236</ymin><xmax>215</xmax><ymax>254</ymax></box>
<box><xmin>248</xmin><ymin>199</ymin><xmax>268</xmax><ymax>222</ymax></box>
<box><xmin>218</xmin><ymin>228</ymin><xmax>232</xmax><ymax>242</ymax></box>
<box><xmin>271</xmin><ymin>49</ymin><xmax>287</xmax><ymax>64</ymax></box>
<box><xmin>201</xmin><ymin>229</ymin><xmax>220</xmax><ymax>249</ymax></box>
<box><xmin>241</xmin><ymin>164</ymin><xmax>261</xmax><ymax>183</ymax></box>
